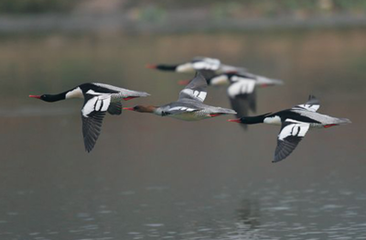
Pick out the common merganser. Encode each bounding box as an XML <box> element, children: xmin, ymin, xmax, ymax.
<box><xmin>29</xmin><ymin>83</ymin><xmax>150</xmax><ymax>152</ymax></box>
<box><xmin>228</xmin><ymin>95</ymin><xmax>351</xmax><ymax>162</ymax></box>
<box><xmin>146</xmin><ymin>57</ymin><xmax>246</xmax><ymax>73</ymax></box>
<box><xmin>123</xmin><ymin>72</ymin><xmax>236</xmax><ymax>121</ymax></box>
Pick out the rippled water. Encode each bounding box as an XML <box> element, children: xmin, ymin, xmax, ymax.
<box><xmin>0</xmin><ymin>28</ymin><xmax>365</xmax><ymax>240</ymax></box>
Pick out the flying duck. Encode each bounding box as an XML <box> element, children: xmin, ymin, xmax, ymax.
<box><xmin>29</xmin><ymin>83</ymin><xmax>150</xmax><ymax>152</ymax></box>
<box><xmin>228</xmin><ymin>95</ymin><xmax>351</xmax><ymax>162</ymax></box>
<box><xmin>146</xmin><ymin>57</ymin><xmax>246</xmax><ymax>74</ymax></box>
<box><xmin>147</xmin><ymin>57</ymin><xmax>283</xmax><ymax>123</ymax></box>
<box><xmin>123</xmin><ymin>72</ymin><xmax>236</xmax><ymax>121</ymax></box>
<box><xmin>187</xmin><ymin>71</ymin><xmax>284</xmax><ymax>120</ymax></box>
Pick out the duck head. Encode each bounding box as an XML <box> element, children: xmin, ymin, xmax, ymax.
<box><xmin>29</xmin><ymin>94</ymin><xmax>65</xmax><ymax>102</ymax></box>
<box><xmin>123</xmin><ymin>105</ymin><xmax>157</xmax><ymax>113</ymax></box>
<box><xmin>146</xmin><ymin>64</ymin><xmax>177</xmax><ymax>71</ymax></box>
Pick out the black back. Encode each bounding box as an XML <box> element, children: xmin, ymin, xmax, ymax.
<box><xmin>274</xmin><ymin>110</ymin><xmax>321</xmax><ymax>124</ymax></box>
<box><xmin>79</xmin><ymin>83</ymin><xmax>120</xmax><ymax>94</ymax></box>
<box><xmin>156</xmin><ymin>65</ymin><xmax>177</xmax><ymax>71</ymax></box>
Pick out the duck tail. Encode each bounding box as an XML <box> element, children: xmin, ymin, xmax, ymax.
<box><xmin>337</xmin><ymin>118</ymin><xmax>352</xmax><ymax>125</ymax></box>
<box><xmin>216</xmin><ymin>107</ymin><xmax>237</xmax><ymax>115</ymax></box>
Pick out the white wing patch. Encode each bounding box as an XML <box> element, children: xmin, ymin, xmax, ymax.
<box><xmin>274</xmin><ymin>120</ymin><xmax>309</xmax><ymax>162</ymax></box>
<box><xmin>192</xmin><ymin>58</ymin><xmax>221</xmax><ymax>71</ymax></box>
<box><xmin>82</xmin><ymin>95</ymin><xmax>111</xmax><ymax>117</ymax></box>
<box><xmin>295</xmin><ymin>96</ymin><xmax>320</xmax><ymax>112</ymax></box>
<box><xmin>227</xmin><ymin>79</ymin><xmax>256</xmax><ymax>98</ymax></box>
<box><xmin>278</xmin><ymin>120</ymin><xmax>310</xmax><ymax>141</ymax></box>
<box><xmin>296</xmin><ymin>103</ymin><xmax>320</xmax><ymax>112</ymax></box>
<box><xmin>168</xmin><ymin>106</ymin><xmax>197</xmax><ymax>112</ymax></box>
<box><xmin>181</xmin><ymin>89</ymin><xmax>207</xmax><ymax>102</ymax></box>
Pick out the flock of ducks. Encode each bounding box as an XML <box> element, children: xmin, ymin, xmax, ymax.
<box><xmin>29</xmin><ymin>57</ymin><xmax>351</xmax><ymax>162</ymax></box>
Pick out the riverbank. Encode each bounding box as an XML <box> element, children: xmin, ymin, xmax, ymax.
<box><xmin>1</xmin><ymin>11</ymin><xmax>366</xmax><ymax>34</ymax></box>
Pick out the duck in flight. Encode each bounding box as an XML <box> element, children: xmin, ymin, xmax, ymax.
<box><xmin>29</xmin><ymin>83</ymin><xmax>150</xmax><ymax>152</ymax></box>
<box><xmin>228</xmin><ymin>95</ymin><xmax>351</xmax><ymax>162</ymax></box>
<box><xmin>181</xmin><ymin>70</ymin><xmax>284</xmax><ymax>124</ymax></box>
<box><xmin>123</xmin><ymin>72</ymin><xmax>236</xmax><ymax>121</ymax></box>
<box><xmin>147</xmin><ymin>57</ymin><xmax>283</xmax><ymax>126</ymax></box>
<box><xmin>146</xmin><ymin>56</ymin><xmax>246</xmax><ymax>73</ymax></box>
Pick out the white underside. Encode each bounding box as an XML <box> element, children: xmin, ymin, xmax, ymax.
<box><xmin>176</xmin><ymin>63</ymin><xmax>195</xmax><ymax>72</ymax></box>
<box><xmin>168</xmin><ymin>112</ymin><xmax>210</xmax><ymax>121</ymax></box>
<box><xmin>263</xmin><ymin>116</ymin><xmax>282</xmax><ymax>125</ymax></box>
<box><xmin>192</xmin><ymin>59</ymin><xmax>220</xmax><ymax>71</ymax></box>
<box><xmin>65</xmin><ymin>87</ymin><xmax>83</xmax><ymax>99</ymax></box>
<box><xmin>176</xmin><ymin>58</ymin><xmax>221</xmax><ymax>72</ymax></box>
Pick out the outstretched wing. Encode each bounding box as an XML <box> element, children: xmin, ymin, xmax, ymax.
<box><xmin>92</xmin><ymin>83</ymin><xmax>150</xmax><ymax>98</ymax></box>
<box><xmin>227</xmin><ymin>79</ymin><xmax>256</xmax><ymax>111</ymax></box>
<box><xmin>229</xmin><ymin>89</ymin><xmax>257</xmax><ymax>116</ymax></box>
<box><xmin>227</xmin><ymin>78</ymin><xmax>256</xmax><ymax>97</ymax></box>
<box><xmin>191</xmin><ymin>57</ymin><xmax>221</xmax><ymax>71</ymax></box>
<box><xmin>178</xmin><ymin>71</ymin><xmax>208</xmax><ymax>102</ymax></box>
<box><xmin>199</xmin><ymin>69</ymin><xmax>217</xmax><ymax>81</ymax></box>
<box><xmin>295</xmin><ymin>95</ymin><xmax>320</xmax><ymax>112</ymax></box>
<box><xmin>108</xmin><ymin>96</ymin><xmax>122</xmax><ymax>115</ymax></box>
<box><xmin>274</xmin><ymin>120</ymin><xmax>310</xmax><ymax>163</ymax></box>
<box><xmin>81</xmin><ymin>94</ymin><xmax>111</xmax><ymax>152</ymax></box>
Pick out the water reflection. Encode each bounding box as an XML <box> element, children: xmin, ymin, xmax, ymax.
<box><xmin>236</xmin><ymin>199</ymin><xmax>261</xmax><ymax>229</ymax></box>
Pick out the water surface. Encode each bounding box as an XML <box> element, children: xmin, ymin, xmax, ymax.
<box><xmin>0</xmin><ymin>28</ymin><xmax>365</xmax><ymax>240</ymax></box>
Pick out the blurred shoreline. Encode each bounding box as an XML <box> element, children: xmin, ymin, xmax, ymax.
<box><xmin>1</xmin><ymin>13</ymin><xmax>366</xmax><ymax>34</ymax></box>
<box><xmin>2</xmin><ymin>0</ymin><xmax>366</xmax><ymax>33</ymax></box>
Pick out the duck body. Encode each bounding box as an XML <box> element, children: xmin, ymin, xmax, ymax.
<box><xmin>229</xmin><ymin>95</ymin><xmax>351</xmax><ymax>162</ymax></box>
<box><xmin>124</xmin><ymin>71</ymin><xmax>236</xmax><ymax>121</ymax></box>
<box><xmin>147</xmin><ymin>57</ymin><xmax>246</xmax><ymax>74</ymax></box>
<box><xmin>155</xmin><ymin>99</ymin><xmax>236</xmax><ymax>121</ymax></box>
<box><xmin>149</xmin><ymin>57</ymin><xmax>283</xmax><ymax>122</ymax></box>
<box><xmin>208</xmin><ymin>71</ymin><xmax>283</xmax><ymax>88</ymax></box>
<box><xmin>30</xmin><ymin>82</ymin><xmax>150</xmax><ymax>152</ymax></box>
<box><xmin>262</xmin><ymin>109</ymin><xmax>348</xmax><ymax>128</ymax></box>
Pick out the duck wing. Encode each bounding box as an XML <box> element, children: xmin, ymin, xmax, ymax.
<box><xmin>227</xmin><ymin>78</ymin><xmax>256</xmax><ymax>98</ymax></box>
<box><xmin>81</xmin><ymin>94</ymin><xmax>111</xmax><ymax>152</ymax></box>
<box><xmin>107</xmin><ymin>96</ymin><xmax>122</xmax><ymax>115</ymax></box>
<box><xmin>227</xmin><ymin>78</ymin><xmax>257</xmax><ymax>114</ymax></box>
<box><xmin>228</xmin><ymin>90</ymin><xmax>257</xmax><ymax>130</ymax></box>
<box><xmin>274</xmin><ymin>120</ymin><xmax>310</xmax><ymax>163</ymax></box>
<box><xmin>178</xmin><ymin>71</ymin><xmax>208</xmax><ymax>102</ymax></box>
<box><xmin>199</xmin><ymin>69</ymin><xmax>217</xmax><ymax>81</ymax></box>
<box><xmin>295</xmin><ymin>95</ymin><xmax>320</xmax><ymax>112</ymax></box>
<box><xmin>162</xmin><ymin>106</ymin><xmax>200</xmax><ymax>116</ymax></box>
<box><xmin>92</xmin><ymin>83</ymin><xmax>150</xmax><ymax>99</ymax></box>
